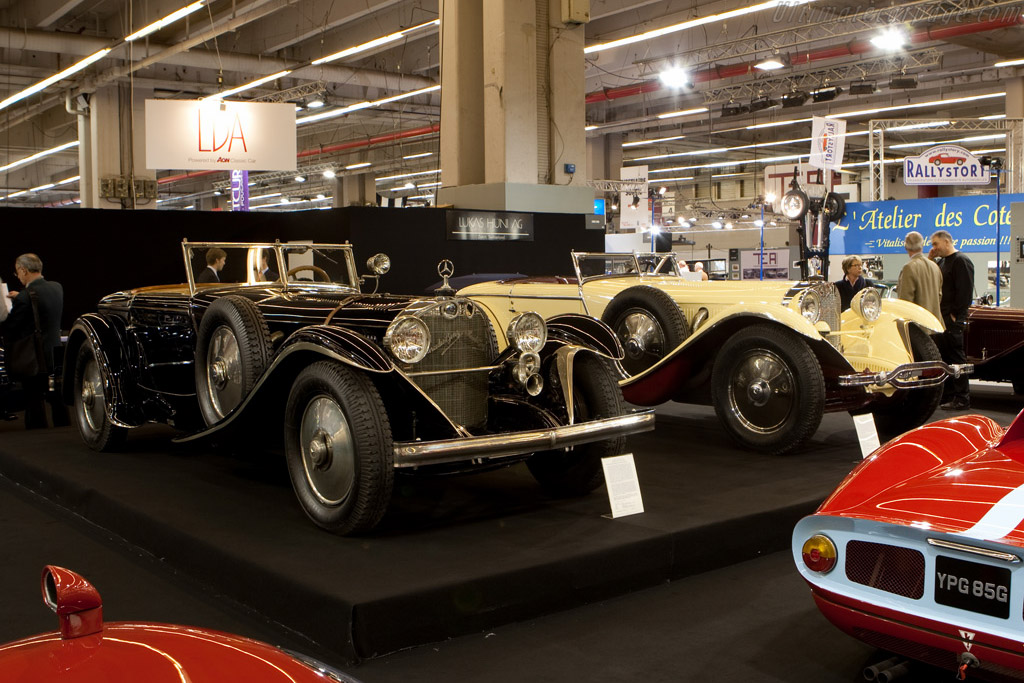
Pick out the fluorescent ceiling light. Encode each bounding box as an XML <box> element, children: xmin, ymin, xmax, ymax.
<box><xmin>29</xmin><ymin>183</ymin><xmax>55</xmax><ymax>192</ymax></box>
<box><xmin>584</xmin><ymin>0</ymin><xmax>816</xmax><ymax>54</ymax></box>
<box><xmin>7</xmin><ymin>190</ymin><xmax>27</xmax><ymax>198</ymax></box>
<box><xmin>994</xmin><ymin>58</ymin><xmax>1024</xmax><ymax>68</ymax></box>
<box><xmin>746</xmin><ymin>117</ymin><xmax>812</xmax><ymax>130</ymax></box>
<box><xmin>209</xmin><ymin>70</ymin><xmax>292</xmax><ymax>100</ymax></box>
<box><xmin>755</xmin><ymin>58</ymin><xmax>785</xmax><ymax>70</ymax></box>
<box><xmin>623</xmin><ymin>134</ymin><xmax>685</xmax><ymax>148</ymax></box>
<box><xmin>0</xmin><ymin>140</ymin><xmax>79</xmax><ymax>173</ymax></box>
<box><xmin>403</xmin><ymin>152</ymin><xmax>433</xmax><ymax>159</ymax></box>
<box><xmin>888</xmin><ymin>133</ymin><xmax>1006</xmax><ymax>149</ymax></box>
<box><xmin>657</xmin><ymin>107</ymin><xmax>707</xmax><ymax>120</ymax></box>
<box><xmin>125</xmin><ymin>1</ymin><xmax>205</xmax><ymax>42</ymax></box>
<box><xmin>345</xmin><ymin>162</ymin><xmax>371</xmax><ymax>169</ymax></box>
<box><xmin>298</xmin><ymin>85</ymin><xmax>440</xmax><ymax>125</ymax></box>
<box><xmin>418</xmin><ymin>181</ymin><xmax>442</xmax><ymax>187</ymax></box>
<box><xmin>250</xmin><ymin>192</ymin><xmax>281</xmax><ymax>200</ymax></box>
<box><xmin>313</xmin><ymin>19</ymin><xmax>439</xmax><ymax>65</ymax></box>
<box><xmin>655</xmin><ymin>176</ymin><xmax>694</xmax><ymax>182</ymax></box>
<box><xmin>884</xmin><ymin>121</ymin><xmax>950</xmax><ymax>132</ymax></box>
<box><xmin>826</xmin><ymin>92</ymin><xmax>1003</xmax><ymax>119</ymax></box>
<box><xmin>376</xmin><ymin>169</ymin><xmax>441</xmax><ymax>182</ymax></box>
<box><xmin>585</xmin><ymin>125</ymin><xmax>598</xmax><ymax>131</ymax></box>
<box><xmin>408</xmin><ymin>194</ymin><xmax>435</xmax><ymax>200</ymax></box>
<box><xmin>0</xmin><ymin>49</ymin><xmax>111</xmax><ymax>112</ymax></box>
<box><xmin>306</xmin><ymin>99</ymin><xmax>325</xmax><ymax>109</ymax></box>
<box><xmin>55</xmin><ymin>175</ymin><xmax>80</xmax><ymax>185</ymax></box>
<box><xmin>980</xmin><ymin>114</ymin><xmax>1006</xmax><ymax>120</ymax></box>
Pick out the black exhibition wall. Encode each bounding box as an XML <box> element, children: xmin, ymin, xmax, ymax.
<box><xmin>0</xmin><ymin>206</ymin><xmax>601</xmax><ymax>327</ymax></box>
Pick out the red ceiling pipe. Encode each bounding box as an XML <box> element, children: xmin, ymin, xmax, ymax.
<box><xmin>585</xmin><ymin>16</ymin><xmax>1023</xmax><ymax>104</ymax></box>
<box><xmin>159</xmin><ymin>122</ymin><xmax>441</xmax><ymax>184</ymax></box>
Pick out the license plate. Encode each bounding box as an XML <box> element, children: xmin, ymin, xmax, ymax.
<box><xmin>935</xmin><ymin>555</ymin><xmax>1010</xmax><ymax>619</ymax></box>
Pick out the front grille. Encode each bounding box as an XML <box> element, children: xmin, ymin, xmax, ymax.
<box><xmin>810</xmin><ymin>282</ymin><xmax>842</xmax><ymax>350</ymax></box>
<box><xmin>403</xmin><ymin>299</ymin><xmax>497</xmax><ymax>430</ymax></box>
<box><xmin>846</xmin><ymin>540</ymin><xmax>925</xmax><ymax>598</ymax></box>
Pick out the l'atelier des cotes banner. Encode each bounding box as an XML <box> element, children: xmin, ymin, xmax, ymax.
<box><xmin>830</xmin><ymin>195</ymin><xmax>1023</xmax><ymax>254</ymax></box>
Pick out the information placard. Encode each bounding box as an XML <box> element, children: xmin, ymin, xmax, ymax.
<box><xmin>601</xmin><ymin>453</ymin><xmax>644</xmax><ymax>518</ymax></box>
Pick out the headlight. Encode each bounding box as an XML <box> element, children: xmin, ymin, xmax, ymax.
<box><xmin>385</xmin><ymin>317</ymin><xmax>430</xmax><ymax>363</ymax></box>
<box><xmin>801</xmin><ymin>534</ymin><xmax>837</xmax><ymax>574</ymax></box>
<box><xmin>799</xmin><ymin>290</ymin><xmax>822</xmax><ymax>324</ymax></box>
<box><xmin>366</xmin><ymin>253</ymin><xmax>391</xmax><ymax>275</ymax></box>
<box><xmin>780</xmin><ymin>189</ymin><xmax>808</xmax><ymax>220</ymax></box>
<box><xmin>851</xmin><ymin>288</ymin><xmax>882</xmax><ymax>322</ymax></box>
<box><xmin>507</xmin><ymin>312</ymin><xmax>547</xmax><ymax>353</ymax></box>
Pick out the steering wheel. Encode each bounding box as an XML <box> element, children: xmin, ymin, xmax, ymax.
<box><xmin>286</xmin><ymin>264</ymin><xmax>331</xmax><ymax>282</ymax></box>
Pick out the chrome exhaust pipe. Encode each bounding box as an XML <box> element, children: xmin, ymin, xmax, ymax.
<box><xmin>863</xmin><ymin>657</ymin><xmax>902</xmax><ymax>681</ymax></box>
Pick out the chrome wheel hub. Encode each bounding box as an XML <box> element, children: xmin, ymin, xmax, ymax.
<box><xmin>727</xmin><ymin>350</ymin><xmax>796</xmax><ymax>434</ymax></box>
<box><xmin>300</xmin><ymin>396</ymin><xmax>355</xmax><ymax>506</ymax></box>
<box><xmin>616</xmin><ymin>309</ymin><xmax>666</xmax><ymax>374</ymax></box>
<box><xmin>78</xmin><ymin>355</ymin><xmax>106</xmax><ymax>433</ymax></box>
<box><xmin>205</xmin><ymin>326</ymin><xmax>242</xmax><ymax>420</ymax></box>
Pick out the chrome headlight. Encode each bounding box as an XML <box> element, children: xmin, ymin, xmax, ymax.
<box><xmin>799</xmin><ymin>290</ymin><xmax>822</xmax><ymax>324</ymax></box>
<box><xmin>367</xmin><ymin>253</ymin><xmax>391</xmax><ymax>275</ymax></box>
<box><xmin>507</xmin><ymin>312</ymin><xmax>547</xmax><ymax>353</ymax></box>
<box><xmin>851</xmin><ymin>288</ymin><xmax>882</xmax><ymax>322</ymax></box>
<box><xmin>385</xmin><ymin>317</ymin><xmax>430</xmax><ymax>363</ymax></box>
<box><xmin>780</xmin><ymin>189</ymin><xmax>808</xmax><ymax>221</ymax></box>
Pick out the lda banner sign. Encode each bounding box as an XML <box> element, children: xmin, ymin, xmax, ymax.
<box><xmin>145</xmin><ymin>99</ymin><xmax>296</xmax><ymax>171</ymax></box>
<box><xmin>903</xmin><ymin>144</ymin><xmax>989</xmax><ymax>186</ymax></box>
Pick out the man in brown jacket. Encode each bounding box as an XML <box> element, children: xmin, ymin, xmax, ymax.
<box><xmin>897</xmin><ymin>231</ymin><xmax>943</xmax><ymax>328</ymax></box>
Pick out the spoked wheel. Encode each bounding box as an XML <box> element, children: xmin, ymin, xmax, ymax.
<box><xmin>711</xmin><ymin>325</ymin><xmax>824</xmax><ymax>455</ymax></box>
<box><xmin>284</xmin><ymin>361</ymin><xmax>393</xmax><ymax>534</ymax></box>
<box><xmin>194</xmin><ymin>296</ymin><xmax>271</xmax><ymax>426</ymax></box>
<box><xmin>602</xmin><ymin>286</ymin><xmax>689</xmax><ymax>376</ymax></box>
<box><xmin>527</xmin><ymin>354</ymin><xmax>626</xmax><ymax>496</ymax></box>
<box><xmin>73</xmin><ymin>341</ymin><xmax>125</xmax><ymax>451</ymax></box>
<box><xmin>860</xmin><ymin>326</ymin><xmax>944</xmax><ymax>438</ymax></box>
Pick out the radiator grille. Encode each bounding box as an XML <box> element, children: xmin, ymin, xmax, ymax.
<box><xmin>402</xmin><ymin>300</ymin><xmax>497</xmax><ymax>430</ymax></box>
<box><xmin>846</xmin><ymin>540</ymin><xmax>925</xmax><ymax>598</ymax></box>
<box><xmin>810</xmin><ymin>282</ymin><xmax>842</xmax><ymax>350</ymax></box>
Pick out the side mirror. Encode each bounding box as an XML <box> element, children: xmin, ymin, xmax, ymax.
<box><xmin>367</xmin><ymin>253</ymin><xmax>391</xmax><ymax>276</ymax></box>
<box><xmin>42</xmin><ymin>566</ymin><xmax>104</xmax><ymax>639</ymax></box>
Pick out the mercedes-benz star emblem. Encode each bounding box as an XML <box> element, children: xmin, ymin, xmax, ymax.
<box><xmin>438</xmin><ymin>259</ymin><xmax>455</xmax><ymax>279</ymax></box>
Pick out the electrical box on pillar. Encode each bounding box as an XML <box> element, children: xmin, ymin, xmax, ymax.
<box><xmin>561</xmin><ymin>0</ymin><xmax>590</xmax><ymax>24</ymax></box>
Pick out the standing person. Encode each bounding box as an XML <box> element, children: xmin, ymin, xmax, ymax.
<box><xmin>693</xmin><ymin>262</ymin><xmax>709</xmax><ymax>280</ymax></box>
<box><xmin>930</xmin><ymin>229</ymin><xmax>974</xmax><ymax>410</ymax></box>
<box><xmin>196</xmin><ymin>248</ymin><xmax>226</xmax><ymax>283</ymax></box>
<box><xmin>0</xmin><ymin>254</ymin><xmax>68</xmax><ymax>429</ymax></box>
<box><xmin>257</xmin><ymin>252</ymin><xmax>279</xmax><ymax>282</ymax></box>
<box><xmin>897</xmin><ymin>231</ymin><xmax>943</xmax><ymax>325</ymax></box>
<box><xmin>835</xmin><ymin>256</ymin><xmax>873</xmax><ymax>311</ymax></box>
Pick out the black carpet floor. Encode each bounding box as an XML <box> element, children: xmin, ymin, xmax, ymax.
<box><xmin>0</xmin><ymin>382</ymin><xmax>1020</xmax><ymax>681</ymax></box>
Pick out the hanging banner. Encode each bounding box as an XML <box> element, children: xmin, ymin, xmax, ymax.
<box><xmin>619</xmin><ymin>165</ymin><xmax>649</xmax><ymax>231</ymax></box>
<box><xmin>231</xmin><ymin>170</ymin><xmax>249</xmax><ymax>211</ymax></box>
<box><xmin>145</xmin><ymin>99</ymin><xmax>296</xmax><ymax>171</ymax></box>
<box><xmin>809</xmin><ymin>116</ymin><xmax>846</xmax><ymax>171</ymax></box>
<box><xmin>830</xmin><ymin>194</ymin><xmax>1022</xmax><ymax>254</ymax></box>
<box><xmin>903</xmin><ymin>144</ymin><xmax>990</xmax><ymax>186</ymax></box>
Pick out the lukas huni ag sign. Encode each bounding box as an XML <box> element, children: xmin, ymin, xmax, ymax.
<box><xmin>903</xmin><ymin>144</ymin><xmax>989</xmax><ymax>186</ymax></box>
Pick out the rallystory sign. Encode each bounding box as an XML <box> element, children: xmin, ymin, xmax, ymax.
<box><xmin>903</xmin><ymin>144</ymin><xmax>989</xmax><ymax>186</ymax></box>
<box><xmin>830</xmin><ymin>194</ymin><xmax>1022</xmax><ymax>254</ymax></box>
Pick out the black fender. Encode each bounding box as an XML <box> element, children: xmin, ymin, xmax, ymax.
<box><xmin>544</xmin><ymin>313</ymin><xmax>624</xmax><ymax>360</ymax></box>
<box><xmin>277</xmin><ymin>325</ymin><xmax>394</xmax><ymax>372</ymax></box>
<box><xmin>63</xmin><ymin>314</ymin><xmax>145</xmax><ymax>426</ymax></box>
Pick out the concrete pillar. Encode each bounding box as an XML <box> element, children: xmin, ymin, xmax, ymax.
<box><xmin>436</xmin><ymin>0</ymin><xmax>593</xmax><ymax>213</ymax></box>
<box><xmin>335</xmin><ymin>173</ymin><xmax>375</xmax><ymax>207</ymax></box>
<box><xmin>79</xmin><ymin>84</ymin><xmax>157</xmax><ymax>209</ymax></box>
<box><xmin>1007</xmin><ymin>77</ymin><xmax>1023</xmax><ymax>118</ymax></box>
<box><xmin>586</xmin><ymin>133</ymin><xmax>623</xmax><ymax>181</ymax></box>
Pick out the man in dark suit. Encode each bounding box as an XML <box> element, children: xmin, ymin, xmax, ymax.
<box><xmin>930</xmin><ymin>229</ymin><xmax>975</xmax><ymax>410</ymax></box>
<box><xmin>257</xmin><ymin>252</ymin><xmax>279</xmax><ymax>282</ymax></box>
<box><xmin>0</xmin><ymin>253</ymin><xmax>68</xmax><ymax>429</ymax></box>
<box><xmin>196</xmin><ymin>247</ymin><xmax>227</xmax><ymax>283</ymax></box>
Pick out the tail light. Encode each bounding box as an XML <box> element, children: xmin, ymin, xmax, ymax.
<box><xmin>802</xmin><ymin>534</ymin><xmax>838</xmax><ymax>573</ymax></box>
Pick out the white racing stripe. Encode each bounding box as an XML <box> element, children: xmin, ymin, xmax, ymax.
<box><xmin>956</xmin><ymin>482</ymin><xmax>1024</xmax><ymax>541</ymax></box>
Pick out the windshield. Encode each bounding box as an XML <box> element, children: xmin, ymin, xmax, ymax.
<box><xmin>573</xmin><ymin>252</ymin><xmax>680</xmax><ymax>281</ymax></box>
<box><xmin>184</xmin><ymin>243</ymin><xmax>359</xmax><ymax>290</ymax></box>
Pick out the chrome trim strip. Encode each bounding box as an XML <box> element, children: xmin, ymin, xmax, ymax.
<box><xmin>927</xmin><ymin>538</ymin><xmax>1021</xmax><ymax>563</ymax></box>
<box><xmin>405</xmin><ymin>365</ymin><xmax>499</xmax><ymax>377</ymax></box>
<box><xmin>392</xmin><ymin>410</ymin><xmax>656</xmax><ymax>467</ymax></box>
<box><xmin>838</xmin><ymin>362</ymin><xmax>974</xmax><ymax>388</ymax></box>
<box><xmin>506</xmin><ymin>295</ymin><xmax>584</xmax><ymax>302</ymax></box>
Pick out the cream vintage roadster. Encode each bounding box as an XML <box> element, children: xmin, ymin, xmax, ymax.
<box><xmin>459</xmin><ymin>252</ymin><xmax>971</xmax><ymax>455</ymax></box>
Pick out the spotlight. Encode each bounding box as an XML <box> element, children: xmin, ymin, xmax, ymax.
<box><xmin>295</xmin><ymin>175</ymin><xmax>306</xmax><ymax>183</ymax></box>
<box><xmin>658</xmin><ymin>186</ymin><xmax>667</xmax><ymax>195</ymax></box>
<box><xmin>322</xmin><ymin>169</ymin><xmax>336</xmax><ymax>179</ymax></box>
<box><xmin>680</xmin><ymin>220</ymin><xmax>691</xmax><ymax>228</ymax></box>
<box><xmin>721</xmin><ymin>101</ymin><xmax>749</xmax><ymax>117</ymax></box>
<box><xmin>871</xmin><ymin>27</ymin><xmax>907</xmax><ymax>51</ymax></box>
<box><xmin>630</xmin><ymin>194</ymin><xmax>641</xmax><ymax>208</ymax></box>
<box><xmin>307</xmin><ymin>98</ymin><xmax>325</xmax><ymax>108</ymax></box>
<box><xmin>659</xmin><ymin>67</ymin><xmax>693</xmax><ymax>89</ymax></box>
<box><xmin>889</xmin><ymin>75</ymin><xmax>918</xmax><ymax>89</ymax></box>
<box><xmin>812</xmin><ymin>86</ymin><xmax>843</xmax><ymax>102</ymax></box>
<box><xmin>755</xmin><ymin>57</ymin><xmax>785</xmax><ymax>71</ymax></box>
<box><xmin>849</xmin><ymin>80</ymin><xmax>876</xmax><ymax>95</ymax></box>
<box><xmin>749</xmin><ymin>95</ymin><xmax>779</xmax><ymax>112</ymax></box>
<box><xmin>781</xmin><ymin>91</ymin><xmax>809</xmax><ymax>108</ymax></box>
<box><xmin>712</xmin><ymin>220</ymin><xmax>723</xmax><ymax>229</ymax></box>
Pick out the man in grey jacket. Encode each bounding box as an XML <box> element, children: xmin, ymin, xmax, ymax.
<box><xmin>897</xmin><ymin>231</ymin><xmax>943</xmax><ymax>327</ymax></box>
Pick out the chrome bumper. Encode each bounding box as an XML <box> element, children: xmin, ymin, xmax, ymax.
<box><xmin>838</xmin><ymin>361</ymin><xmax>974</xmax><ymax>389</ymax></box>
<box><xmin>393</xmin><ymin>410</ymin><xmax>656</xmax><ymax>468</ymax></box>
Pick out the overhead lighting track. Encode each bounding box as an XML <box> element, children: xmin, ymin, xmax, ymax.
<box><xmin>125</xmin><ymin>1</ymin><xmax>206</xmax><ymax>42</ymax></box>
<box><xmin>313</xmin><ymin>20</ymin><xmax>439</xmax><ymax>65</ymax></box>
<box><xmin>0</xmin><ymin>141</ymin><xmax>79</xmax><ymax>173</ymax></box>
<box><xmin>297</xmin><ymin>85</ymin><xmax>440</xmax><ymax>125</ymax></box>
<box><xmin>0</xmin><ymin>51</ymin><xmax>111</xmax><ymax>112</ymax></box>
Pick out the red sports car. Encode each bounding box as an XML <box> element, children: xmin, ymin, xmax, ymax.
<box><xmin>930</xmin><ymin>153</ymin><xmax>966</xmax><ymax>165</ymax></box>
<box><xmin>0</xmin><ymin>566</ymin><xmax>360</xmax><ymax>682</ymax></box>
<box><xmin>794</xmin><ymin>410</ymin><xmax>1024</xmax><ymax>680</ymax></box>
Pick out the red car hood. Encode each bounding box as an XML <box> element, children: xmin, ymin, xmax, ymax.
<box><xmin>819</xmin><ymin>411</ymin><xmax>1024</xmax><ymax>545</ymax></box>
<box><xmin>0</xmin><ymin>622</ymin><xmax>339</xmax><ymax>683</ymax></box>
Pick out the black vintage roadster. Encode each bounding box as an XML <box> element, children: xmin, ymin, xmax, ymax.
<box><xmin>64</xmin><ymin>241</ymin><xmax>653</xmax><ymax>534</ymax></box>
